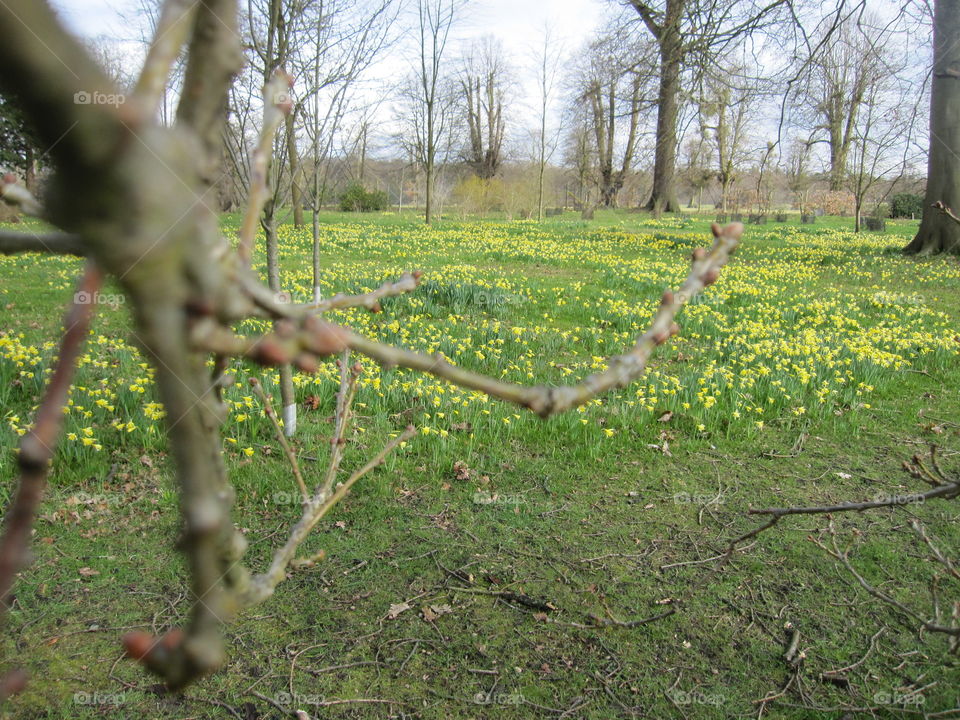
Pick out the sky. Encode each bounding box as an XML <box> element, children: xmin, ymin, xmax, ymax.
<box><xmin>47</xmin><ymin>0</ymin><xmax>618</xmax><ymax>158</ymax></box>
<box><xmin>49</xmin><ymin>0</ymin><xmax>612</xmax><ymax>58</ymax></box>
<box><xmin>49</xmin><ymin>1</ymin><xmax>612</xmax><ymax>117</ymax></box>
<box><xmin>44</xmin><ymin>0</ymin><xmax>932</xmax><ymax>173</ymax></box>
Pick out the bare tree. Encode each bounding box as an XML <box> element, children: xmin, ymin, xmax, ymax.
<box><xmin>394</xmin><ymin>71</ymin><xmax>458</xmax><ymax>218</ymax></box>
<box><xmin>292</xmin><ymin>0</ymin><xmax>397</xmax><ymax>302</ymax></box>
<box><xmin>845</xmin><ymin>47</ymin><xmax>910</xmax><ymax>231</ymax></box>
<box><xmin>797</xmin><ymin>13</ymin><xmax>890</xmax><ymax>192</ymax></box>
<box><xmin>679</xmin><ymin>135</ymin><xmax>713</xmax><ymax>210</ymax></box>
<box><xmin>459</xmin><ymin>36</ymin><xmax>510</xmax><ymax>180</ymax></box>
<box><xmin>574</xmin><ymin>26</ymin><xmax>655</xmax><ymax>208</ymax></box>
<box><xmin>698</xmin><ymin>68</ymin><xmax>757</xmax><ymax>213</ymax></box>
<box><xmin>409</xmin><ymin>0</ymin><xmax>463</xmax><ymax>224</ymax></box>
<box><xmin>531</xmin><ymin>24</ymin><xmax>564</xmax><ymax>221</ymax></box>
<box><xmin>754</xmin><ymin>141</ymin><xmax>776</xmax><ymax>215</ymax></box>
<box><xmin>906</xmin><ymin>0</ymin><xmax>960</xmax><ymax>255</ymax></box>
<box><xmin>244</xmin><ymin>0</ymin><xmax>308</xmax><ymax>436</ymax></box>
<box><xmin>563</xmin><ymin>109</ymin><xmax>595</xmax><ymax>209</ymax></box>
<box><xmin>623</xmin><ymin>0</ymin><xmax>795</xmax><ymax>214</ymax></box>
<box><xmin>783</xmin><ymin>137</ymin><xmax>815</xmax><ymax>215</ymax></box>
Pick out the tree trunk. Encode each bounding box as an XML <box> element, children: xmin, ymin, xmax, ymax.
<box><xmin>537</xmin><ymin>121</ymin><xmax>546</xmax><ymax>222</ymax></box>
<box><xmin>264</xmin><ymin>212</ymin><xmax>297</xmax><ymax>435</ymax></box>
<box><xmin>285</xmin><ymin>113</ymin><xmax>304</xmax><ymax>228</ymax></box>
<box><xmin>537</xmin><ymin>162</ymin><xmax>545</xmax><ymax>222</ymax></box>
<box><xmin>600</xmin><ymin>178</ymin><xmax>619</xmax><ymax>208</ymax></box>
<box><xmin>425</xmin><ymin>162</ymin><xmax>433</xmax><ymax>224</ymax></box>
<box><xmin>905</xmin><ymin>0</ymin><xmax>960</xmax><ymax>255</ymax></box>
<box><xmin>312</xmin><ymin>203</ymin><xmax>321</xmax><ymax>304</ymax></box>
<box><xmin>828</xmin><ymin>146</ymin><xmax>847</xmax><ymax>192</ymax></box>
<box><xmin>24</xmin><ymin>148</ymin><xmax>36</xmax><ymax>195</ymax></box>
<box><xmin>646</xmin><ymin>38</ymin><xmax>682</xmax><ymax>216</ymax></box>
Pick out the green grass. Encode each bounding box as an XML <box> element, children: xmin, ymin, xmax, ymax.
<box><xmin>0</xmin><ymin>210</ymin><xmax>958</xmax><ymax>718</ymax></box>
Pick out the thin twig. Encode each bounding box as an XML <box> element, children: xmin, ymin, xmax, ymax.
<box><xmin>303</xmin><ymin>271</ymin><xmax>424</xmax><ymax>313</ymax></box>
<box><xmin>933</xmin><ymin>201</ymin><xmax>960</xmax><ymax>226</ymax></box>
<box><xmin>249</xmin><ymin>378</ymin><xmax>308</xmax><ymax>501</ymax></box>
<box><xmin>816</xmin><ymin>523</ymin><xmax>959</xmax><ymax>637</ymax></box>
<box><xmin>323</xmin><ymin>223</ymin><xmax>740</xmax><ymax>417</ymax></box>
<box><xmin>241</xmin><ymin>426</ymin><xmax>415</xmax><ymax>606</ymax></box>
<box><xmin>319</xmin><ymin>352</ymin><xmax>360</xmax><ymax>498</ymax></box>
<box><xmin>749</xmin><ymin>479</ymin><xmax>959</xmax><ymax>518</ymax></box>
<box><xmin>0</xmin><ymin>264</ymin><xmax>102</xmax><ymax>696</ymax></box>
<box><xmin>237</xmin><ymin>69</ymin><xmax>293</xmax><ymax>265</ymax></box>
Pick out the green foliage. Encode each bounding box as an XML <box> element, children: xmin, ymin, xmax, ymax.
<box><xmin>890</xmin><ymin>192</ymin><xmax>924</xmax><ymax>218</ymax></box>
<box><xmin>0</xmin><ymin>89</ymin><xmax>42</xmax><ymax>177</ymax></box>
<box><xmin>339</xmin><ymin>183</ymin><xmax>389</xmax><ymax>212</ymax></box>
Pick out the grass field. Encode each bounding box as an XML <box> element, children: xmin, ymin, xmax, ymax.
<box><xmin>1</xmin><ymin>210</ymin><xmax>959</xmax><ymax>718</ymax></box>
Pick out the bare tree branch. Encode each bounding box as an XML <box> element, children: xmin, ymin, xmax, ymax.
<box><xmin>242</xmin><ymin>426</ymin><xmax>415</xmax><ymax>606</ymax></box>
<box><xmin>249</xmin><ymin>378</ymin><xmax>308</xmax><ymax>502</ymax></box>
<box><xmin>175</xmin><ymin>0</ymin><xmax>244</xmax><ymax>173</ymax></box>
<box><xmin>302</xmin><ymin>271</ymin><xmax>423</xmax><ymax>313</ymax></box>
<box><xmin>341</xmin><ymin>223</ymin><xmax>741</xmax><ymax>416</ymax></box>
<box><xmin>816</xmin><ymin>522</ymin><xmax>960</xmax><ymax>639</ymax></box>
<box><xmin>0</xmin><ymin>230</ymin><xmax>85</xmax><ymax>256</ymax></box>
<box><xmin>134</xmin><ymin>0</ymin><xmax>198</xmax><ymax>115</ymax></box>
<box><xmin>933</xmin><ymin>201</ymin><xmax>960</xmax><ymax>226</ymax></box>
<box><xmin>0</xmin><ymin>264</ymin><xmax>102</xmax><ymax>697</ymax></box>
<box><xmin>237</xmin><ymin>70</ymin><xmax>292</xmax><ymax>265</ymax></box>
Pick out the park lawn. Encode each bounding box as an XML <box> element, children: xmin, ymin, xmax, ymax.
<box><xmin>0</xmin><ymin>211</ymin><xmax>958</xmax><ymax>718</ymax></box>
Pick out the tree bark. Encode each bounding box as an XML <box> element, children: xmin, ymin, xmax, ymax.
<box><xmin>647</xmin><ymin>37</ymin><xmax>682</xmax><ymax>215</ymax></box>
<box><xmin>905</xmin><ymin>0</ymin><xmax>960</xmax><ymax>255</ymax></box>
<box><xmin>425</xmin><ymin>160</ymin><xmax>434</xmax><ymax>224</ymax></box>
<box><xmin>285</xmin><ymin>111</ymin><xmax>304</xmax><ymax>228</ymax></box>
<box><xmin>264</xmin><ymin>211</ymin><xmax>297</xmax><ymax>435</ymax></box>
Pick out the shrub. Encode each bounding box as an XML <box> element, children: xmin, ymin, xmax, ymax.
<box><xmin>363</xmin><ymin>188</ymin><xmax>388</xmax><ymax>212</ymax></box>
<box><xmin>890</xmin><ymin>193</ymin><xmax>924</xmax><ymax>219</ymax></box>
<box><xmin>340</xmin><ymin>183</ymin><xmax>388</xmax><ymax>212</ymax></box>
<box><xmin>814</xmin><ymin>190</ymin><xmax>854</xmax><ymax>216</ymax></box>
<box><xmin>452</xmin><ymin>176</ymin><xmax>504</xmax><ymax>216</ymax></box>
